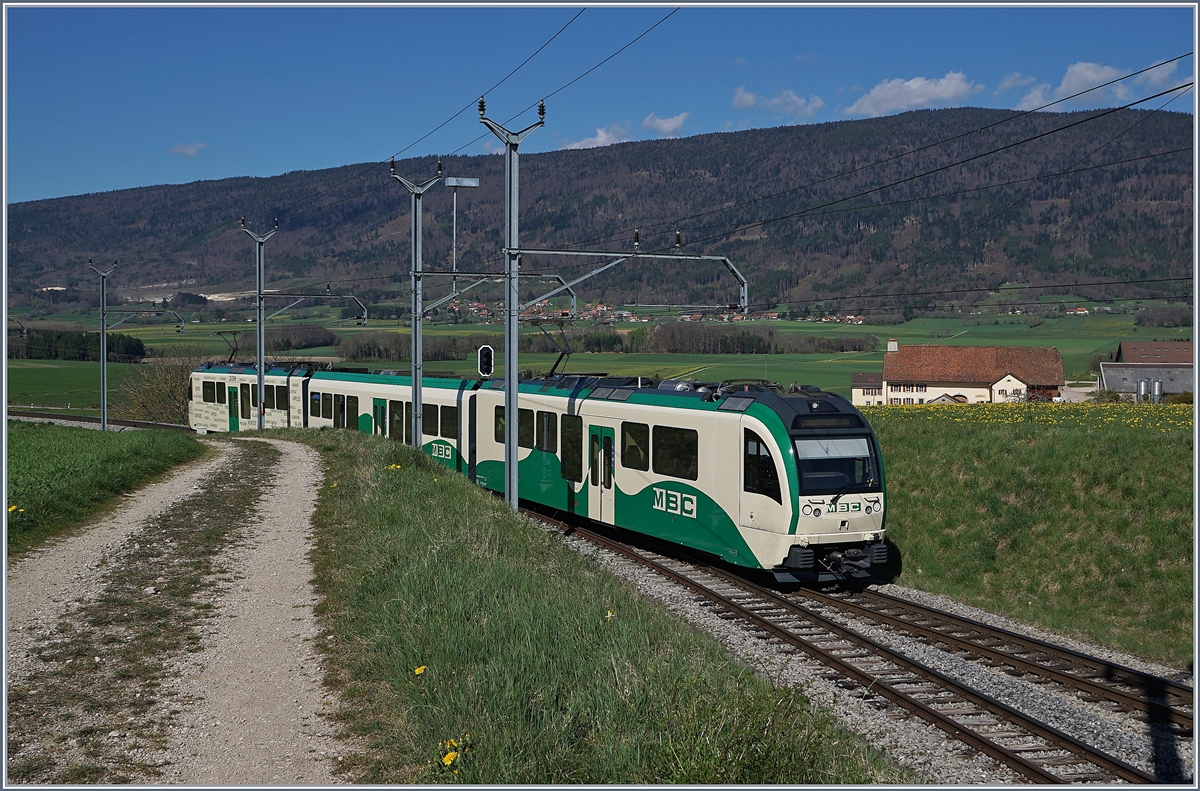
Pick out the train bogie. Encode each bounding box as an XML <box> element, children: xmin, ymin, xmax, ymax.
<box><xmin>189</xmin><ymin>364</ymin><xmax>888</xmax><ymax>581</ymax></box>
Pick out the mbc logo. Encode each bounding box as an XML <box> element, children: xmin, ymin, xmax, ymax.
<box><xmin>430</xmin><ymin>442</ymin><xmax>454</xmax><ymax>460</ymax></box>
<box><xmin>653</xmin><ymin>487</ymin><xmax>697</xmax><ymax>519</ymax></box>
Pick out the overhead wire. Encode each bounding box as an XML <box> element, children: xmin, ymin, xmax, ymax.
<box><xmin>545</xmin><ymin>52</ymin><xmax>1195</xmax><ymax>251</ymax></box>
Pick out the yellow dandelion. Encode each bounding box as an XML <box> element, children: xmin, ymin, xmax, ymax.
<box><xmin>330</xmin><ymin>483</ymin><xmax>338</xmax><ymax>488</ymax></box>
<box><xmin>442</xmin><ymin>751</ymin><xmax>459</xmax><ymax>766</ymax></box>
<box><xmin>8</xmin><ymin>505</ymin><xmax>16</xmax><ymax>512</ymax></box>
<box><xmin>18</xmin><ymin>509</ymin><xmax>23</xmax><ymax>513</ymax></box>
<box><xmin>605</xmin><ymin>609</ymin><xmax>615</xmax><ymax>620</ymax></box>
<box><xmin>414</xmin><ymin>665</ymin><xmax>426</xmax><ymax>676</ymax></box>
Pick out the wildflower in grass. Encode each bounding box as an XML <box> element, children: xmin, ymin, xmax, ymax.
<box><xmin>605</xmin><ymin>609</ymin><xmax>615</xmax><ymax>620</ymax></box>
<box><xmin>442</xmin><ymin>751</ymin><xmax>459</xmax><ymax>766</ymax></box>
<box><xmin>330</xmin><ymin>483</ymin><xmax>338</xmax><ymax>488</ymax></box>
<box><xmin>8</xmin><ymin>505</ymin><xmax>16</xmax><ymax>512</ymax></box>
<box><xmin>414</xmin><ymin>665</ymin><xmax>426</xmax><ymax>676</ymax></box>
<box><xmin>387</xmin><ymin>464</ymin><xmax>402</xmax><ymax>469</ymax></box>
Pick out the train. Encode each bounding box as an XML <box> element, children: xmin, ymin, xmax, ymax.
<box><xmin>188</xmin><ymin>362</ymin><xmax>888</xmax><ymax>581</ymax></box>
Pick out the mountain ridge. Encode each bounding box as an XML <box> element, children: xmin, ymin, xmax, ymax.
<box><xmin>7</xmin><ymin>106</ymin><xmax>1192</xmax><ymax>316</ymax></box>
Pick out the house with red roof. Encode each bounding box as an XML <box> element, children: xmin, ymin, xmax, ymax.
<box><xmin>850</xmin><ymin>340</ymin><xmax>1064</xmax><ymax>406</ymax></box>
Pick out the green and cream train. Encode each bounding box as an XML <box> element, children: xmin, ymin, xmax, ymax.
<box><xmin>189</xmin><ymin>363</ymin><xmax>888</xmax><ymax>581</ymax></box>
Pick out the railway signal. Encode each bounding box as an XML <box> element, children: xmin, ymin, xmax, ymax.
<box><xmin>477</xmin><ymin>345</ymin><xmax>494</xmax><ymax>379</ymax></box>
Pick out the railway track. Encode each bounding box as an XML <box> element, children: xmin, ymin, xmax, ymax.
<box><xmin>7</xmin><ymin>410</ymin><xmax>194</xmax><ymax>432</ymax></box>
<box><xmin>793</xmin><ymin>586</ymin><xmax>1193</xmax><ymax>734</ymax></box>
<box><xmin>527</xmin><ymin>509</ymin><xmax>1162</xmax><ymax>784</ymax></box>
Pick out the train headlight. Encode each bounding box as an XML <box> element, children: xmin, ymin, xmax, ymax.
<box><xmin>865</xmin><ymin>505</ymin><xmax>873</xmax><ymax>514</ymax></box>
<box><xmin>813</xmin><ymin>508</ymin><xmax>822</xmax><ymax>518</ymax></box>
<box><xmin>801</xmin><ymin>504</ymin><xmax>813</xmax><ymax>516</ymax></box>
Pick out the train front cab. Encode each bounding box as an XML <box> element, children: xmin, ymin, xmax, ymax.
<box><xmin>759</xmin><ymin>392</ymin><xmax>887</xmax><ymax>582</ymax></box>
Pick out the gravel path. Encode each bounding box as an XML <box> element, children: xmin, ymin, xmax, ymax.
<box><xmin>5</xmin><ymin>442</ymin><xmax>231</xmax><ymax>685</ymax></box>
<box><xmin>155</xmin><ymin>438</ymin><xmax>344</xmax><ymax>784</ymax></box>
<box><xmin>5</xmin><ymin>436</ymin><xmax>348</xmax><ymax>785</ymax></box>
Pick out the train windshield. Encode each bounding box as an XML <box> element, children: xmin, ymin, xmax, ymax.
<box><xmin>792</xmin><ymin>437</ymin><xmax>880</xmax><ymax>496</ymax></box>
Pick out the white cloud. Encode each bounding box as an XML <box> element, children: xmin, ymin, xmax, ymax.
<box><xmin>481</xmin><ymin>139</ymin><xmax>503</xmax><ymax>155</ymax></box>
<box><xmin>171</xmin><ymin>142</ymin><xmax>207</xmax><ymax>157</ymax></box>
<box><xmin>1015</xmin><ymin>83</ymin><xmax>1052</xmax><ymax>111</ymax></box>
<box><xmin>1056</xmin><ymin>61</ymin><xmax>1130</xmax><ymax>102</ymax></box>
<box><xmin>732</xmin><ymin>85</ymin><xmax>757</xmax><ymax>109</ymax></box>
<box><xmin>563</xmin><ymin>123</ymin><xmax>630</xmax><ymax>150</ymax></box>
<box><xmin>844</xmin><ymin>71</ymin><xmax>980</xmax><ymax>117</ymax></box>
<box><xmin>1015</xmin><ymin>60</ymin><xmax>1187</xmax><ymax>112</ymax></box>
<box><xmin>765</xmin><ymin>89</ymin><xmax>825</xmax><ymax>119</ymax></box>
<box><xmin>997</xmin><ymin>71</ymin><xmax>1036</xmax><ymax>93</ymax></box>
<box><xmin>642</xmin><ymin>112</ymin><xmax>689</xmax><ymax>138</ymax></box>
<box><xmin>1135</xmin><ymin>59</ymin><xmax>1184</xmax><ymax>91</ymax></box>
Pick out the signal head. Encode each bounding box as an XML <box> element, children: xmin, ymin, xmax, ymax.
<box><xmin>538</xmin><ymin>100</ymin><xmax>545</xmax><ymax>121</ymax></box>
<box><xmin>390</xmin><ymin>157</ymin><xmax>395</xmax><ymax>174</ymax></box>
<box><xmin>437</xmin><ymin>158</ymin><xmax>443</xmax><ymax>176</ymax></box>
<box><xmin>240</xmin><ymin>216</ymin><xmax>245</xmax><ymax>227</ymax></box>
<box><xmin>478</xmin><ymin>96</ymin><xmax>486</xmax><ymax>118</ymax></box>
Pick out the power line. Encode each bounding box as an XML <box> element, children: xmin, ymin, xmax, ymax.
<box><xmin>823</xmin><ymin>82</ymin><xmax>1195</xmax><ymax>308</ymax></box>
<box><xmin>547</xmin><ymin>52</ymin><xmax>1195</xmax><ymax>251</ymax></box>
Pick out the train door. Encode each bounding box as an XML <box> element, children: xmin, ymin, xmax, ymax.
<box><xmin>588</xmin><ymin>425</ymin><xmax>616</xmax><ymax>524</ymax></box>
<box><xmin>227</xmin><ymin>385</ymin><xmax>239</xmax><ymax>431</ymax></box>
<box><xmin>739</xmin><ymin>421</ymin><xmax>790</xmax><ymax>533</ymax></box>
<box><xmin>373</xmin><ymin>399</ymin><xmax>386</xmax><ymax>435</ymax></box>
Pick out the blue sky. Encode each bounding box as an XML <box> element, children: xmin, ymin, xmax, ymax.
<box><xmin>5</xmin><ymin>4</ymin><xmax>1195</xmax><ymax>203</ymax></box>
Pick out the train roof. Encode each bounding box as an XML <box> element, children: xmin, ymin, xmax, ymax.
<box><xmin>193</xmin><ymin>363</ymin><xmax>871</xmax><ymax>433</ymax></box>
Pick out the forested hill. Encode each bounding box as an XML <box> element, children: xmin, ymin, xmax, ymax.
<box><xmin>7</xmin><ymin>107</ymin><xmax>1192</xmax><ymax>315</ymax></box>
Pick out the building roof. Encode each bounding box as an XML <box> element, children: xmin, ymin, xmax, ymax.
<box><xmin>883</xmin><ymin>345</ymin><xmax>1064</xmax><ymax>387</ymax></box>
<box><xmin>1099</xmin><ymin>362</ymin><xmax>1194</xmax><ymax>394</ymax></box>
<box><xmin>850</xmin><ymin>372</ymin><xmax>882</xmax><ymax>387</ymax></box>
<box><xmin>1114</xmin><ymin>341</ymin><xmax>1192</xmax><ymax>363</ymax></box>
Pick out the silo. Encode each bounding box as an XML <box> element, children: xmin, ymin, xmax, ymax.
<box><xmin>1138</xmin><ymin>379</ymin><xmax>1150</xmax><ymax>402</ymax></box>
<box><xmin>1152</xmin><ymin>380</ymin><xmax>1164</xmax><ymax>404</ymax></box>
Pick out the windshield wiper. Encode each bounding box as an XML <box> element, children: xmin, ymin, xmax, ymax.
<box><xmin>830</xmin><ymin>477</ymin><xmax>875</xmax><ymax>506</ymax></box>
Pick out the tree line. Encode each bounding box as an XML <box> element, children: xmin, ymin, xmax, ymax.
<box><xmin>7</xmin><ymin>329</ymin><xmax>145</xmax><ymax>362</ymax></box>
<box><xmin>337</xmin><ymin>323</ymin><xmax>876</xmax><ymax>362</ymax></box>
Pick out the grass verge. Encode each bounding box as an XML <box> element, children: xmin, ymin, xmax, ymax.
<box><xmin>865</xmin><ymin>403</ymin><xmax>1193</xmax><ymax>668</ymax></box>
<box><xmin>6</xmin><ymin>420</ymin><xmax>206</xmax><ymax>556</ymax></box>
<box><xmin>280</xmin><ymin>427</ymin><xmax>910</xmax><ymax>784</ymax></box>
<box><xmin>5</xmin><ymin>439</ymin><xmax>279</xmax><ymax>784</ymax></box>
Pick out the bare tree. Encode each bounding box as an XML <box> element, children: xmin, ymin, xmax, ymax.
<box><xmin>113</xmin><ymin>343</ymin><xmax>211</xmax><ymax>425</ymax></box>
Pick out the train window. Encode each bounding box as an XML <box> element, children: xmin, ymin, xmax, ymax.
<box><xmin>441</xmin><ymin>405</ymin><xmax>459</xmax><ymax>439</ymax></box>
<box><xmin>389</xmin><ymin>400</ymin><xmax>404</xmax><ymax>440</ymax></box>
<box><xmin>347</xmin><ymin>396</ymin><xmax>359</xmax><ymax>429</ymax></box>
<box><xmin>744</xmin><ymin>430</ymin><xmax>782</xmax><ymax>504</ymax></box>
<box><xmin>310</xmin><ymin>392</ymin><xmax>321</xmax><ymax>417</ymax></box>
<box><xmin>590</xmin><ymin>433</ymin><xmax>600</xmax><ymax>487</ymax></box>
<box><xmin>264</xmin><ymin>384</ymin><xmax>275</xmax><ymax>410</ymax></box>
<box><xmin>560</xmin><ymin>415</ymin><xmax>583</xmax><ymax>482</ymax></box>
<box><xmin>792</xmin><ymin>438</ymin><xmax>879</xmax><ymax>496</ymax></box>
<box><xmin>334</xmin><ymin>394</ymin><xmax>346</xmax><ymax>429</ymax></box>
<box><xmin>423</xmin><ymin>403</ymin><xmax>439</xmax><ymax>436</ymax></box>
<box><xmin>621</xmin><ymin>422</ymin><xmax>650</xmax><ymax>471</ymax></box>
<box><xmin>405</xmin><ymin>402</ymin><xmax>413</xmax><ymax>444</ymax></box>
<box><xmin>519</xmin><ymin>409</ymin><xmax>534</xmax><ymax>449</ymax></box>
<box><xmin>251</xmin><ymin>384</ymin><xmax>258</xmax><ymax>411</ymax></box>
<box><xmin>276</xmin><ymin>385</ymin><xmax>288</xmax><ymax>410</ymax></box>
<box><xmin>202</xmin><ymin>381</ymin><xmax>216</xmax><ymax>403</ymax></box>
<box><xmin>217</xmin><ymin>384</ymin><xmax>226</xmax><ymax>404</ymax></box>
<box><xmin>494</xmin><ymin>406</ymin><xmax>505</xmax><ymax>443</ymax></box>
<box><xmin>240</xmin><ymin>384</ymin><xmax>251</xmax><ymax>420</ymax></box>
<box><xmin>535</xmin><ymin>411</ymin><xmax>556</xmax><ymax>453</ymax></box>
<box><xmin>653</xmin><ymin>426</ymin><xmax>698</xmax><ymax>481</ymax></box>
<box><xmin>322</xmin><ymin>392</ymin><xmax>333</xmax><ymax>420</ymax></box>
<box><xmin>603</xmin><ymin>435</ymin><xmax>613</xmax><ymax>489</ymax></box>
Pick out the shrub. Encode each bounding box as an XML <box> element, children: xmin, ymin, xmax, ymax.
<box><xmin>1166</xmin><ymin>391</ymin><xmax>1192</xmax><ymax>404</ymax></box>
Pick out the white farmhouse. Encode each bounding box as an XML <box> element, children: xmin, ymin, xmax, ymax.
<box><xmin>851</xmin><ymin>340</ymin><xmax>1065</xmax><ymax>406</ymax></box>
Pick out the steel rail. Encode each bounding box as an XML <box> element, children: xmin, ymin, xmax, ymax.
<box><xmin>800</xmin><ymin>586</ymin><xmax>1193</xmax><ymax>731</ymax></box>
<box><xmin>527</xmin><ymin>510</ymin><xmax>1157</xmax><ymax>784</ymax></box>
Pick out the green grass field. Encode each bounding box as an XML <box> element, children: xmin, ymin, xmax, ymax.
<box><xmin>866</xmin><ymin>403</ymin><xmax>1193</xmax><ymax>667</ymax></box>
<box><xmin>279</xmin><ymin>427</ymin><xmax>907</xmax><ymax>784</ymax></box>
<box><xmin>6</xmin><ymin>359</ymin><xmax>139</xmax><ymax>415</ymax></box>
<box><xmin>5</xmin><ymin>421</ymin><xmax>207</xmax><ymax>555</ymax></box>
